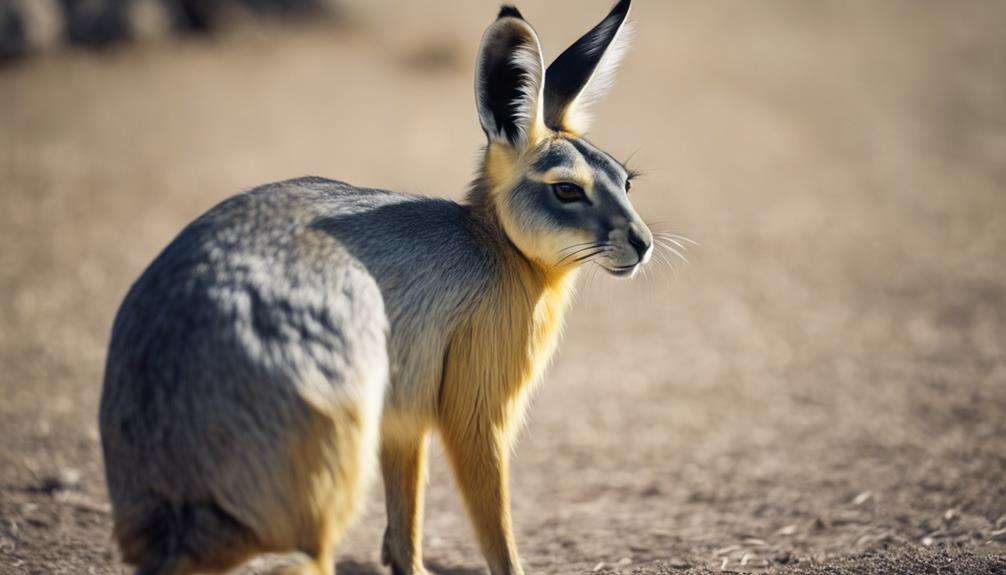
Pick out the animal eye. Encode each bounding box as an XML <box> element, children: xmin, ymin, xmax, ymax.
<box><xmin>551</xmin><ymin>182</ymin><xmax>586</xmax><ymax>204</ymax></box>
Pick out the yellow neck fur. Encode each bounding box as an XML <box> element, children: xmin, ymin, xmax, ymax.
<box><xmin>439</xmin><ymin>206</ymin><xmax>578</xmax><ymax>439</ymax></box>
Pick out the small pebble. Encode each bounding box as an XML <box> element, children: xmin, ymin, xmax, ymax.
<box><xmin>713</xmin><ymin>544</ymin><xmax>741</xmax><ymax>556</ymax></box>
<box><xmin>852</xmin><ymin>491</ymin><xmax>873</xmax><ymax>505</ymax></box>
<box><xmin>776</xmin><ymin>524</ymin><xmax>797</xmax><ymax>536</ymax></box>
<box><xmin>40</xmin><ymin>468</ymin><xmax>81</xmax><ymax>493</ymax></box>
<box><xmin>640</xmin><ymin>484</ymin><xmax>662</xmax><ymax>497</ymax></box>
<box><xmin>774</xmin><ymin>551</ymin><xmax>794</xmax><ymax>564</ymax></box>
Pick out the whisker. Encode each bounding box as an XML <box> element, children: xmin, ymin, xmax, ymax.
<box><xmin>654</xmin><ymin>238</ymin><xmax>689</xmax><ymax>264</ymax></box>
<box><xmin>655</xmin><ymin>235</ymin><xmax>688</xmax><ymax>251</ymax></box>
<box><xmin>650</xmin><ymin>242</ymin><xmax>681</xmax><ymax>278</ymax></box>
<box><xmin>551</xmin><ymin>242</ymin><xmax>609</xmax><ymax>269</ymax></box>
<box><xmin>655</xmin><ymin>232</ymin><xmax>700</xmax><ymax>247</ymax></box>
<box><xmin>652</xmin><ymin>246</ymin><xmax>679</xmax><ymax>276</ymax></box>
<box><xmin>556</xmin><ymin>241</ymin><xmax>602</xmax><ymax>256</ymax></box>
<box><xmin>573</xmin><ymin>247</ymin><xmax>613</xmax><ymax>263</ymax></box>
<box><xmin>652</xmin><ymin>244</ymin><xmax>673</xmax><ymax>267</ymax></box>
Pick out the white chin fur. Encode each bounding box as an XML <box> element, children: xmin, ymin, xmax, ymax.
<box><xmin>603</xmin><ymin>264</ymin><xmax>638</xmax><ymax>279</ymax></box>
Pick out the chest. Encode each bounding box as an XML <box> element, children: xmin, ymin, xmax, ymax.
<box><xmin>440</xmin><ymin>269</ymin><xmax>576</xmax><ymax>426</ymax></box>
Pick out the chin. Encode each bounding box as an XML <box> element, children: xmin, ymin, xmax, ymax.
<box><xmin>603</xmin><ymin>264</ymin><xmax>639</xmax><ymax>278</ymax></box>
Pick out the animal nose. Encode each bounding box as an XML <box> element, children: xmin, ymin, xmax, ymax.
<box><xmin>627</xmin><ymin>228</ymin><xmax>651</xmax><ymax>262</ymax></box>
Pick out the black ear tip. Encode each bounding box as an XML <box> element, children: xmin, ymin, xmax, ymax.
<box><xmin>497</xmin><ymin>5</ymin><xmax>525</xmax><ymax>20</ymax></box>
<box><xmin>611</xmin><ymin>0</ymin><xmax>631</xmax><ymax>17</ymax></box>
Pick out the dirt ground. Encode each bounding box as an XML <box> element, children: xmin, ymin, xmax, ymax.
<box><xmin>1</xmin><ymin>1</ymin><xmax>1005</xmax><ymax>573</ymax></box>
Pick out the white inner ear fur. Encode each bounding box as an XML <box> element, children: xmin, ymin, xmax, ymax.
<box><xmin>508</xmin><ymin>39</ymin><xmax>548</xmax><ymax>149</ymax></box>
<box><xmin>562</xmin><ymin>19</ymin><xmax>634</xmax><ymax>135</ymax></box>
<box><xmin>475</xmin><ymin>18</ymin><xmax>549</xmax><ymax>151</ymax></box>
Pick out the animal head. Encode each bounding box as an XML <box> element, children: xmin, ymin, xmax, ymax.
<box><xmin>472</xmin><ymin>0</ymin><xmax>651</xmax><ymax>278</ymax></box>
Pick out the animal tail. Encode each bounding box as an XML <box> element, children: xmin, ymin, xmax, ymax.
<box><xmin>114</xmin><ymin>499</ymin><xmax>256</xmax><ymax>575</ymax></box>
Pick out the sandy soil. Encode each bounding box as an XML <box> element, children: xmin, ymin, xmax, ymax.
<box><xmin>1</xmin><ymin>1</ymin><xmax>1005</xmax><ymax>573</ymax></box>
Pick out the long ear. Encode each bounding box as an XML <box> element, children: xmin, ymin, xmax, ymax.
<box><xmin>475</xmin><ymin>6</ymin><xmax>547</xmax><ymax>149</ymax></box>
<box><xmin>543</xmin><ymin>0</ymin><xmax>632</xmax><ymax>134</ymax></box>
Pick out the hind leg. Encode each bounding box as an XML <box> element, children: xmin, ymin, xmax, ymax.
<box><xmin>380</xmin><ymin>426</ymin><xmax>431</xmax><ymax>575</ymax></box>
<box><xmin>114</xmin><ymin>397</ymin><xmax>377</xmax><ymax>575</ymax></box>
<box><xmin>278</xmin><ymin>396</ymin><xmax>382</xmax><ymax>575</ymax></box>
<box><xmin>127</xmin><ymin>497</ymin><xmax>341</xmax><ymax>575</ymax></box>
<box><xmin>114</xmin><ymin>498</ymin><xmax>259</xmax><ymax>575</ymax></box>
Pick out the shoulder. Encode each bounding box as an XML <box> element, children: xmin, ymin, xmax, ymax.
<box><xmin>301</xmin><ymin>183</ymin><xmax>482</xmax><ymax>258</ymax></box>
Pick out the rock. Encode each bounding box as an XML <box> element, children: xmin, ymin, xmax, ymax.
<box><xmin>774</xmin><ymin>551</ymin><xmax>795</xmax><ymax>564</ymax></box>
<box><xmin>39</xmin><ymin>468</ymin><xmax>81</xmax><ymax>493</ymax></box>
<box><xmin>776</xmin><ymin>524</ymin><xmax>797</xmax><ymax>536</ymax></box>
<box><xmin>852</xmin><ymin>491</ymin><xmax>873</xmax><ymax>505</ymax></box>
<box><xmin>640</xmin><ymin>484</ymin><xmax>662</xmax><ymax>497</ymax></box>
<box><xmin>713</xmin><ymin>544</ymin><xmax>741</xmax><ymax>556</ymax></box>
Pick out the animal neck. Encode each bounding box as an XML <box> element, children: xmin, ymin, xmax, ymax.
<box><xmin>457</xmin><ymin>165</ymin><xmax>579</xmax><ymax>412</ymax></box>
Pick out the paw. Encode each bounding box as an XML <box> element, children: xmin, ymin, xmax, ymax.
<box><xmin>381</xmin><ymin>527</ymin><xmax>394</xmax><ymax>567</ymax></box>
<box><xmin>381</xmin><ymin>528</ymin><xmax>428</xmax><ymax>575</ymax></box>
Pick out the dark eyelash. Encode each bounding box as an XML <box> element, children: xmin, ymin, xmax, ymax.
<box><xmin>621</xmin><ymin>148</ymin><xmax>644</xmax><ymax>181</ymax></box>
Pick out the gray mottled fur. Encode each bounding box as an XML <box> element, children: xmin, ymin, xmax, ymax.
<box><xmin>100</xmin><ymin>177</ymin><xmax>494</xmax><ymax>568</ymax></box>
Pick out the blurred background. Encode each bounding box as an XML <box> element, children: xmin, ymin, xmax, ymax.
<box><xmin>1</xmin><ymin>1</ymin><xmax>1005</xmax><ymax>573</ymax></box>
